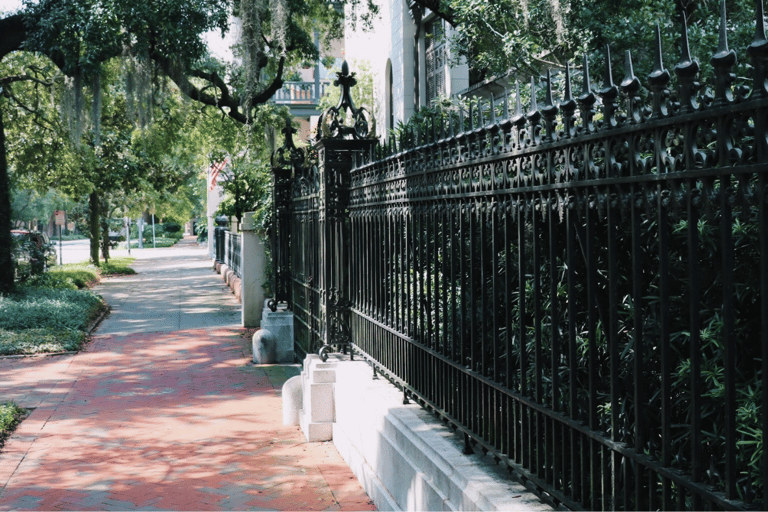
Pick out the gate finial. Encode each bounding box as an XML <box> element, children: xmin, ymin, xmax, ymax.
<box><xmin>316</xmin><ymin>61</ymin><xmax>374</xmax><ymax>140</ymax></box>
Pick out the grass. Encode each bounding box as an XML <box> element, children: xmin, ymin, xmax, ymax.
<box><xmin>99</xmin><ymin>257</ymin><xmax>136</xmax><ymax>276</ymax></box>
<box><xmin>0</xmin><ymin>402</ymin><xmax>25</xmax><ymax>449</ymax></box>
<box><xmin>123</xmin><ymin>237</ymin><xmax>180</xmax><ymax>249</ymax></box>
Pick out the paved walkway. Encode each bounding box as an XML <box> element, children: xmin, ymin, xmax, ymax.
<box><xmin>0</xmin><ymin>237</ymin><xmax>375</xmax><ymax>511</ymax></box>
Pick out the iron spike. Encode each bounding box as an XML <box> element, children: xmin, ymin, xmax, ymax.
<box><xmin>680</xmin><ymin>12</ymin><xmax>694</xmax><ymax>67</ymax></box>
<box><xmin>563</xmin><ymin>62</ymin><xmax>574</xmax><ymax>103</ymax></box>
<box><xmin>530</xmin><ymin>76</ymin><xmax>538</xmax><ymax>112</ymax></box>
<box><xmin>503</xmin><ymin>87</ymin><xmax>510</xmax><ymax>120</ymax></box>
<box><xmin>515</xmin><ymin>81</ymin><xmax>523</xmax><ymax>117</ymax></box>
<box><xmin>716</xmin><ymin>0</ymin><xmax>730</xmax><ymax>57</ymax></box>
<box><xmin>603</xmin><ymin>44</ymin><xmax>615</xmax><ymax>88</ymax></box>
<box><xmin>651</xmin><ymin>24</ymin><xmax>667</xmax><ymax>80</ymax></box>
<box><xmin>490</xmin><ymin>94</ymin><xmax>497</xmax><ymax>124</ymax></box>
<box><xmin>625</xmin><ymin>50</ymin><xmax>635</xmax><ymax>79</ymax></box>
<box><xmin>478</xmin><ymin>98</ymin><xmax>485</xmax><ymax>127</ymax></box>
<box><xmin>545</xmin><ymin>69</ymin><xmax>554</xmax><ymax>107</ymax></box>
<box><xmin>581</xmin><ymin>53</ymin><xmax>592</xmax><ymax>97</ymax></box>
<box><xmin>754</xmin><ymin>0</ymin><xmax>767</xmax><ymax>47</ymax></box>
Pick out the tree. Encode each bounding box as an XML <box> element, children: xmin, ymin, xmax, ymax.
<box><xmin>0</xmin><ymin>0</ymin><xmax>377</xmax><ymax>292</ymax></box>
<box><xmin>413</xmin><ymin>0</ymin><xmax>760</xmax><ymax>89</ymax></box>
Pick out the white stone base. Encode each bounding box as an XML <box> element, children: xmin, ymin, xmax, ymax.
<box><xmin>298</xmin><ymin>355</ymin><xmax>338</xmax><ymax>442</ymax></box>
<box><xmin>332</xmin><ymin>359</ymin><xmax>553</xmax><ymax>512</ymax></box>
<box><xmin>260</xmin><ymin>300</ymin><xmax>295</xmax><ymax>363</ymax></box>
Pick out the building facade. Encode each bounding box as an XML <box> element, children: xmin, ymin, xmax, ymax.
<box><xmin>345</xmin><ymin>0</ymin><xmax>469</xmax><ymax>140</ymax></box>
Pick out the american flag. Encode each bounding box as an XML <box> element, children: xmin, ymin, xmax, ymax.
<box><xmin>208</xmin><ymin>158</ymin><xmax>228</xmax><ymax>191</ymax></box>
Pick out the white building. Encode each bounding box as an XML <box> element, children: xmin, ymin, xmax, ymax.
<box><xmin>344</xmin><ymin>0</ymin><xmax>469</xmax><ymax>140</ymax></box>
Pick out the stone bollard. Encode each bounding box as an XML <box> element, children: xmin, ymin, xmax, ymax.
<box><xmin>252</xmin><ymin>329</ymin><xmax>277</xmax><ymax>364</ymax></box>
<box><xmin>282</xmin><ymin>375</ymin><xmax>303</xmax><ymax>426</ymax></box>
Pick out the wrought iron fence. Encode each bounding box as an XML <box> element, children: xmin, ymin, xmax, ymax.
<box><xmin>272</xmin><ymin>5</ymin><xmax>768</xmax><ymax>510</ymax></box>
<box><xmin>213</xmin><ymin>219</ymin><xmax>227</xmax><ymax>264</ymax></box>
<box><xmin>225</xmin><ymin>231</ymin><xmax>242</xmax><ymax>278</ymax></box>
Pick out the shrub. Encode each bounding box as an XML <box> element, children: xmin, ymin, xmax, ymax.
<box><xmin>0</xmin><ymin>288</ymin><xmax>105</xmax><ymax>332</ymax></box>
<box><xmin>0</xmin><ymin>402</ymin><xmax>24</xmax><ymax>446</ymax></box>
<box><xmin>0</xmin><ymin>328</ymin><xmax>86</xmax><ymax>355</ymax></box>
<box><xmin>47</xmin><ymin>263</ymin><xmax>101</xmax><ymax>288</ymax></box>
<box><xmin>162</xmin><ymin>222</ymin><xmax>181</xmax><ymax>233</ymax></box>
<box><xmin>23</xmin><ymin>273</ymin><xmax>78</xmax><ymax>290</ymax></box>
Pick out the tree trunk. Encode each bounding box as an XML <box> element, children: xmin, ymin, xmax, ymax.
<box><xmin>100</xmin><ymin>215</ymin><xmax>110</xmax><ymax>264</ymax></box>
<box><xmin>0</xmin><ymin>101</ymin><xmax>15</xmax><ymax>294</ymax></box>
<box><xmin>88</xmin><ymin>191</ymin><xmax>100</xmax><ymax>266</ymax></box>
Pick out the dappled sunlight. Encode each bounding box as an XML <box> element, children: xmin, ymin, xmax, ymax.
<box><xmin>0</xmin><ymin>327</ymin><xmax>371</xmax><ymax>510</ymax></box>
<box><xmin>0</xmin><ymin>239</ymin><xmax>373</xmax><ymax>511</ymax></box>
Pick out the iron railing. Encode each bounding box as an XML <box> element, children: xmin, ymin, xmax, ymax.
<box><xmin>213</xmin><ymin>218</ymin><xmax>228</xmax><ymax>264</ymax></box>
<box><xmin>271</xmin><ymin>6</ymin><xmax>768</xmax><ymax>509</ymax></box>
<box><xmin>225</xmin><ymin>231</ymin><xmax>242</xmax><ymax>278</ymax></box>
<box><xmin>272</xmin><ymin>80</ymin><xmax>332</xmax><ymax>106</ymax></box>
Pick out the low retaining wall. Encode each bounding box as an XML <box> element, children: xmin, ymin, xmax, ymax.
<box><xmin>296</xmin><ymin>355</ymin><xmax>553</xmax><ymax>512</ymax></box>
<box><xmin>214</xmin><ymin>261</ymin><xmax>242</xmax><ymax>303</ymax></box>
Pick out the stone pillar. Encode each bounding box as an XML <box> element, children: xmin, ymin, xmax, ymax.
<box><xmin>240</xmin><ymin>212</ymin><xmax>266</xmax><ymax>328</ymax></box>
<box><xmin>299</xmin><ymin>354</ymin><xmax>339</xmax><ymax>441</ymax></box>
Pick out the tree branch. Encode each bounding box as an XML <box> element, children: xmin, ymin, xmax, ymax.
<box><xmin>409</xmin><ymin>0</ymin><xmax>455</xmax><ymax>27</ymax></box>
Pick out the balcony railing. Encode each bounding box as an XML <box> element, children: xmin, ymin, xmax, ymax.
<box><xmin>272</xmin><ymin>80</ymin><xmax>332</xmax><ymax>106</ymax></box>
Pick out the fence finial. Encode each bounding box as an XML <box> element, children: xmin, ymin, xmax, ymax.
<box><xmin>748</xmin><ymin>0</ymin><xmax>768</xmax><ymax>97</ymax></box>
<box><xmin>649</xmin><ymin>24</ymin><xmax>671</xmax><ymax>117</ymax></box>
<box><xmin>675</xmin><ymin>13</ymin><xmax>700</xmax><ymax>112</ymax></box>
<box><xmin>599</xmin><ymin>45</ymin><xmax>619</xmax><ymax>127</ymax></box>
<box><xmin>514</xmin><ymin>81</ymin><xmax>523</xmax><ymax>119</ymax></box>
<box><xmin>711</xmin><ymin>0</ymin><xmax>737</xmax><ymax>104</ymax></box>
<box><xmin>316</xmin><ymin>60</ymin><xmax>372</xmax><ymax>140</ymax></box>
<box><xmin>529</xmin><ymin>76</ymin><xmax>539</xmax><ymax>113</ymax></box>
<box><xmin>563</xmin><ymin>62</ymin><xmax>574</xmax><ymax>104</ymax></box>
<box><xmin>561</xmin><ymin>62</ymin><xmax>577</xmax><ymax>138</ymax></box>
<box><xmin>621</xmin><ymin>50</ymin><xmax>641</xmax><ymax>123</ymax></box>
<box><xmin>271</xmin><ymin>116</ymin><xmax>305</xmax><ymax>169</ymax></box>
<box><xmin>542</xmin><ymin>69</ymin><xmax>559</xmax><ymax>142</ymax></box>
<box><xmin>578</xmin><ymin>54</ymin><xmax>596</xmax><ymax>132</ymax></box>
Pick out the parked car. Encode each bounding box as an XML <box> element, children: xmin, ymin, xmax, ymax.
<box><xmin>12</xmin><ymin>229</ymin><xmax>55</xmax><ymax>278</ymax></box>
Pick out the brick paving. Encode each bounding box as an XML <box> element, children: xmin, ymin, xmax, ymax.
<box><xmin>0</xmin><ymin>240</ymin><xmax>375</xmax><ymax>511</ymax></box>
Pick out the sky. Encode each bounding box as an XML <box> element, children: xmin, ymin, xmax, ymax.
<box><xmin>0</xmin><ymin>0</ymin><xmax>21</xmax><ymax>13</ymax></box>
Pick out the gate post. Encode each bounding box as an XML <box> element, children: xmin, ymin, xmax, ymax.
<box><xmin>314</xmin><ymin>61</ymin><xmax>376</xmax><ymax>360</ymax></box>
<box><xmin>269</xmin><ymin>119</ymin><xmax>299</xmax><ymax>312</ymax></box>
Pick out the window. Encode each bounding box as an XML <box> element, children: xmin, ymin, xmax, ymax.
<box><xmin>425</xmin><ymin>18</ymin><xmax>446</xmax><ymax>103</ymax></box>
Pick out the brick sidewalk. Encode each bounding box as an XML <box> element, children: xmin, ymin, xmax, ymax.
<box><xmin>0</xmin><ymin>327</ymin><xmax>374</xmax><ymax>511</ymax></box>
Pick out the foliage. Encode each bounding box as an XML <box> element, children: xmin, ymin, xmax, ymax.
<box><xmin>0</xmin><ymin>288</ymin><xmax>103</xmax><ymax>337</ymax></box>
<box><xmin>12</xmin><ymin>230</ymin><xmax>55</xmax><ymax>282</ymax></box>
<box><xmin>46</xmin><ymin>262</ymin><xmax>100</xmax><ymax>288</ymax></box>
<box><xmin>0</xmin><ymin>328</ymin><xmax>86</xmax><ymax>355</ymax></box>
<box><xmin>124</xmin><ymin>237</ymin><xmax>179</xmax><ymax>249</ymax></box>
<box><xmin>96</xmin><ymin>257</ymin><xmax>135</xmax><ymax>276</ymax></box>
<box><xmin>423</xmin><ymin>0</ymin><xmax>760</xmax><ymax>93</ymax></box>
<box><xmin>0</xmin><ymin>402</ymin><xmax>24</xmax><ymax>448</ymax></box>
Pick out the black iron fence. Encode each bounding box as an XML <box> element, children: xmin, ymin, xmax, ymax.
<box><xmin>271</xmin><ymin>7</ymin><xmax>768</xmax><ymax>510</ymax></box>
<box><xmin>213</xmin><ymin>217</ymin><xmax>228</xmax><ymax>264</ymax></box>
<box><xmin>225</xmin><ymin>231</ymin><xmax>242</xmax><ymax>278</ymax></box>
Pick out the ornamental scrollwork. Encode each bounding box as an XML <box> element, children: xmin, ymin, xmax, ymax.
<box><xmin>316</xmin><ymin>61</ymin><xmax>375</xmax><ymax>141</ymax></box>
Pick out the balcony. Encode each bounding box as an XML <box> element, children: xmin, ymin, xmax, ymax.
<box><xmin>272</xmin><ymin>80</ymin><xmax>333</xmax><ymax>116</ymax></box>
